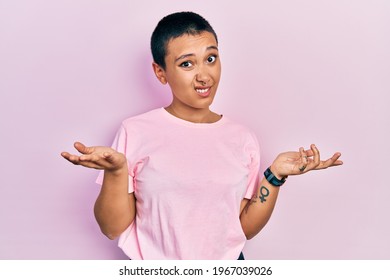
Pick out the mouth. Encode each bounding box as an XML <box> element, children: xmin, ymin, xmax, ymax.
<box><xmin>195</xmin><ymin>86</ymin><xmax>211</xmax><ymax>97</ymax></box>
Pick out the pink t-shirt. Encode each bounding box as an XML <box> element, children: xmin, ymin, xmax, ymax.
<box><xmin>97</xmin><ymin>108</ymin><xmax>260</xmax><ymax>259</ymax></box>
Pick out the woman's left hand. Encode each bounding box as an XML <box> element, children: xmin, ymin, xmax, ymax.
<box><xmin>270</xmin><ymin>144</ymin><xmax>343</xmax><ymax>179</ymax></box>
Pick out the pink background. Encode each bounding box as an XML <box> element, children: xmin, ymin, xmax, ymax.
<box><xmin>1</xmin><ymin>0</ymin><xmax>389</xmax><ymax>259</ymax></box>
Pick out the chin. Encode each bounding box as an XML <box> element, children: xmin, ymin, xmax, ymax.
<box><xmin>197</xmin><ymin>99</ymin><xmax>215</xmax><ymax>109</ymax></box>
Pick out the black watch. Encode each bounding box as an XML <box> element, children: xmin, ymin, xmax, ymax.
<box><xmin>264</xmin><ymin>167</ymin><xmax>287</xmax><ymax>187</ymax></box>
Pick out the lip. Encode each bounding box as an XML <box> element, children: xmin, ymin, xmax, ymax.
<box><xmin>195</xmin><ymin>86</ymin><xmax>212</xmax><ymax>97</ymax></box>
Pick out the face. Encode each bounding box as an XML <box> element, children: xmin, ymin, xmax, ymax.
<box><xmin>153</xmin><ymin>31</ymin><xmax>221</xmax><ymax>112</ymax></box>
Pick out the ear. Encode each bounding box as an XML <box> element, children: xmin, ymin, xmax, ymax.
<box><xmin>152</xmin><ymin>62</ymin><xmax>167</xmax><ymax>85</ymax></box>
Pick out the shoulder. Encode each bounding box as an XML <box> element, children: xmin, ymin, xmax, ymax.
<box><xmin>120</xmin><ymin>108</ymin><xmax>163</xmax><ymax>131</ymax></box>
<box><xmin>112</xmin><ymin>108</ymin><xmax>164</xmax><ymax>147</ymax></box>
<box><xmin>217</xmin><ymin>116</ymin><xmax>260</xmax><ymax>156</ymax></box>
<box><xmin>223</xmin><ymin>116</ymin><xmax>258</xmax><ymax>141</ymax></box>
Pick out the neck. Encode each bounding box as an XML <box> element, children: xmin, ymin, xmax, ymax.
<box><xmin>164</xmin><ymin>104</ymin><xmax>220</xmax><ymax>124</ymax></box>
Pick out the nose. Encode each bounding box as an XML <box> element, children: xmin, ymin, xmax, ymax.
<box><xmin>195</xmin><ymin>65</ymin><xmax>210</xmax><ymax>85</ymax></box>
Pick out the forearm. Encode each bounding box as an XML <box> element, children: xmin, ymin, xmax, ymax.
<box><xmin>240</xmin><ymin>177</ymin><xmax>280</xmax><ymax>240</ymax></box>
<box><xmin>94</xmin><ymin>167</ymin><xmax>136</xmax><ymax>240</ymax></box>
<box><xmin>239</xmin><ymin>144</ymin><xmax>343</xmax><ymax>240</ymax></box>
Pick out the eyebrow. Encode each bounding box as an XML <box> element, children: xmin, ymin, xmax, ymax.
<box><xmin>175</xmin><ymin>46</ymin><xmax>219</xmax><ymax>62</ymax></box>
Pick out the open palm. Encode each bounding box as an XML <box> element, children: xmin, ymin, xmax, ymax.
<box><xmin>61</xmin><ymin>142</ymin><xmax>127</xmax><ymax>171</ymax></box>
<box><xmin>271</xmin><ymin>144</ymin><xmax>343</xmax><ymax>178</ymax></box>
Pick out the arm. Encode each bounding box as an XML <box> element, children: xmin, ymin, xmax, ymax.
<box><xmin>240</xmin><ymin>144</ymin><xmax>343</xmax><ymax>240</ymax></box>
<box><xmin>62</xmin><ymin>142</ymin><xmax>136</xmax><ymax>240</ymax></box>
<box><xmin>240</xmin><ymin>175</ymin><xmax>280</xmax><ymax>240</ymax></box>
<box><xmin>94</xmin><ymin>167</ymin><xmax>136</xmax><ymax>240</ymax></box>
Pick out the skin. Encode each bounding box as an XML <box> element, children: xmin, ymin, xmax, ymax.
<box><xmin>61</xmin><ymin>31</ymin><xmax>343</xmax><ymax>241</ymax></box>
<box><xmin>61</xmin><ymin>143</ymin><xmax>134</xmax><ymax>239</ymax></box>
<box><xmin>152</xmin><ymin>32</ymin><xmax>222</xmax><ymax>123</ymax></box>
<box><xmin>240</xmin><ymin>144</ymin><xmax>343</xmax><ymax>239</ymax></box>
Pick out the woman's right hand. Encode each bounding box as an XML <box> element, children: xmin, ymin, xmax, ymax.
<box><xmin>61</xmin><ymin>142</ymin><xmax>127</xmax><ymax>172</ymax></box>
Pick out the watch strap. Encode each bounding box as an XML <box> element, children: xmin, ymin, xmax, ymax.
<box><xmin>264</xmin><ymin>167</ymin><xmax>286</xmax><ymax>187</ymax></box>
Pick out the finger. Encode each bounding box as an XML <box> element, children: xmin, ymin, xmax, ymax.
<box><xmin>303</xmin><ymin>149</ymin><xmax>314</xmax><ymax>157</ymax></box>
<box><xmin>61</xmin><ymin>152</ymin><xmax>72</xmax><ymax>163</ymax></box>
<box><xmin>79</xmin><ymin>152</ymin><xmax>116</xmax><ymax>169</ymax></box>
<box><xmin>299</xmin><ymin>147</ymin><xmax>307</xmax><ymax>172</ymax></box>
<box><xmin>61</xmin><ymin>151</ymin><xmax>70</xmax><ymax>159</ymax></box>
<box><xmin>102</xmin><ymin>152</ymin><xmax>119</xmax><ymax>165</ymax></box>
<box><xmin>75</xmin><ymin>154</ymin><xmax>107</xmax><ymax>169</ymax></box>
<box><xmin>328</xmin><ymin>152</ymin><xmax>342</xmax><ymax>165</ymax></box>
<box><xmin>61</xmin><ymin>152</ymin><xmax>81</xmax><ymax>165</ymax></box>
<box><xmin>103</xmin><ymin>152</ymin><xmax>113</xmax><ymax>160</ymax></box>
<box><xmin>318</xmin><ymin>152</ymin><xmax>343</xmax><ymax>169</ymax></box>
<box><xmin>308</xmin><ymin>144</ymin><xmax>320</xmax><ymax>169</ymax></box>
<box><xmin>79</xmin><ymin>153</ymin><xmax>102</xmax><ymax>162</ymax></box>
<box><xmin>74</xmin><ymin>142</ymin><xmax>94</xmax><ymax>155</ymax></box>
<box><xmin>62</xmin><ymin>150</ymin><xmax>109</xmax><ymax>169</ymax></box>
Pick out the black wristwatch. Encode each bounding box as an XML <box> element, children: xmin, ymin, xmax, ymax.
<box><xmin>264</xmin><ymin>167</ymin><xmax>287</xmax><ymax>187</ymax></box>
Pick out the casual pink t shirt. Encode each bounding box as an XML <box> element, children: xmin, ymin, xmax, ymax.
<box><xmin>97</xmin><ymin>108</ymin><xmax>260</xmax><ymax>259</ymax></box>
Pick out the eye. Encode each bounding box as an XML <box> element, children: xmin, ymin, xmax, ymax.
<box><xmin>207</xmin><ymin>55</ymin><xmax>217</xmax><ymax>63</ymax></box>
<box><xmin>180</xmin><ymin>61</ymin><xmax>193</xmax><ymax>68</ymax></box>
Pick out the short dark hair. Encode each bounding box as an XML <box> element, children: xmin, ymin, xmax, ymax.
<box><xmin>151</xmin><ymin>11</ymin><xmax>218</xmax><ymax>70</ymax></box>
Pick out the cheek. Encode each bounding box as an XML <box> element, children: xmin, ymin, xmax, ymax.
<box><xmin>167</xmin><ymin>74</ymin><xmax>194</xmax><ymax>94</ymax></box>
<box><xmin>180</xmin><ymin>73</ymin><xmax>197</xmax><ymax>89</ymax></box>
<box><xmin>170</xmin><ymin>72</ymin><xmax>193</xmax><ymax>85</ymax></box>
<box><xmin>212</xmin><ymin>66</ymin><xmax>222</xmax><ymax>82</ymax></box>
<box><xmin>212</xmin><ymin>60</ymin><xmax>222</xmax><ymax>75</ymax></box>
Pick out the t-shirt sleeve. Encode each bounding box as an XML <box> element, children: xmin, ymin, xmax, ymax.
<box><xmin>243</xmin><ymin>131</ymin><xmax>261</xmax><ymax>200</ymax></box>
<box><xmin>95</xmin><ymin>124</ymin><xmax>135</xmax><ymax>193</ymax></box>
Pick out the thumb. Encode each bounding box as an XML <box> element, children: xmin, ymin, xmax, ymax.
<box><xmin>103</xmin><ymin>152</ymin><xmax>123</xmax><ymax>167</ymax></box>
<box><xmin>74</xmin><ymin>142</ymin><xmax>93</xmax><ymax>154</ymax></box>
<box><xmin>103</xmin><ymin>152</ymin><xmax>115</xmax><ymax>162</ymax></box>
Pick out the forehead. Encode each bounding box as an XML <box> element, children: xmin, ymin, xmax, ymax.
<box><xmin>165</xmin><ymin>32</ymin><xmax>218</xmax><ymax>56</ymax></box>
